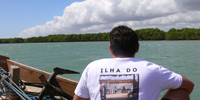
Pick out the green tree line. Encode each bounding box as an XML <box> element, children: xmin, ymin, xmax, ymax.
<box><xmin>0</xmin><ymin>28</ymin><xmax>200</xmax><ymax>43</ymax></box>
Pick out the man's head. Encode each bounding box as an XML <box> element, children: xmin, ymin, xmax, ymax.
<box><xmin>109</xmin><ymin>25</ymin><xmax>139</xmax><ymax>57</ymax></box>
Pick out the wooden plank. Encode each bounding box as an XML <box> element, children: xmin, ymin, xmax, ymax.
<box><xmin>7</xmin><ymin>59</ymin><xmax>78</xmax><ymax>97</ymax></box>
<box><xmin>9</xmin><ymin>65</ymin><xmax>20</xmax><ymax>86</ymax></box>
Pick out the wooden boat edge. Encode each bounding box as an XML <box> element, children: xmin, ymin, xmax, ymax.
<box><xmin>1</xmin><ymin>56</ymin><xmax>78</xmax><ymax>97</ymax></box>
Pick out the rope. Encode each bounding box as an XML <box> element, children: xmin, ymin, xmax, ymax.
<box><xmin>0</xmin><ymin>67</ymin><xmax>32</xmax><ymax>100</ymax></box>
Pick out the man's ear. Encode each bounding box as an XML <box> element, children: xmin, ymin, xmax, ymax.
<box><xmin>109</xmin><ymin>44</ymin><xmax>113</xmax><ymax>55</ymax></box>
<box><xmin>136</xmin><ymin>43</ymin><xmax>140</xmax><ymax>53</ymax></box>
<box><xmin>109</xmin><ymin>44</ymin><xmax>115</xmax><ymax>58</ymax></box>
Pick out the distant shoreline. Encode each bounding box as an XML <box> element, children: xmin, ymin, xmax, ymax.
<box><xmin>1</xmin><ymin>40</ymin><xmax>200</xmax><ymax>45</ymax></box>
<box><xmin>1</xmin><ymin>28</ymin><xmax>200</xmax><ymax>44</ymax></box>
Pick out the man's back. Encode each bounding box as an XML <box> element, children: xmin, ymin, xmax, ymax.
<box><xmin>75</xmin><ymin>58</ymin><xmax>182</xmax><ymax>100</ymax></box>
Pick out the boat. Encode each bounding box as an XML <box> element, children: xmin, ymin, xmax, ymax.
<box><xmin>0</xmin><ymin>55</ymin><xmax>79</xmax><ymax>100</ymax></box>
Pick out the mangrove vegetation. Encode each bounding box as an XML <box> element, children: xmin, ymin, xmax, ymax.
<box><xmin>0</xmin><ymin>28</ymin><xmax>200</xmax><ymax>43</ymax></box>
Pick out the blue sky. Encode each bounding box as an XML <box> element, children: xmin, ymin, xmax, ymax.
<box><xmin>1</xmin><ymin>0</ymin><xmax>200</xmax><ymax>38</ymax></box>
<box><xmin>0</xmin><ymin>0</ymin><xmax>83</xmax><ymax>38</ymax></box>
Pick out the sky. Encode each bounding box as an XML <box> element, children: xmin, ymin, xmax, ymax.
<box><xmin>1</xmin><ymin>0</ymin><xmax>200</xmax><ymax>39</ymax></box>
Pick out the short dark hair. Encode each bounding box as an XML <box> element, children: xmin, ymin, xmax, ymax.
<box><xmin>110</xmin><ymin>25</ymin><xmax>139</xmax><ymax>57</ymax></box>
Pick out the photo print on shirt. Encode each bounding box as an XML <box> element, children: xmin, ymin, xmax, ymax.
<box><xmin>99</xmin><ymin>74</ymin><xmax>139</xmax><ymax>100</ymax></box>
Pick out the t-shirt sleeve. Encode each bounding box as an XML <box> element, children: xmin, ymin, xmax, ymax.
<box><xmin>74</xmin><ymin>67</ymin><xmax>90</xmax><ymax>98</ymax></box>
<box><xmin>159</xmin><ymin>66</ymin><xmax>183</xmax><ymax>91</ymax></box>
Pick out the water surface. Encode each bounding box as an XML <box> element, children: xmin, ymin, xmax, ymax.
<box><xmin>0</xmin><ymin>41</ymin><xmax>199</xmax><ymax>99</ymax></box>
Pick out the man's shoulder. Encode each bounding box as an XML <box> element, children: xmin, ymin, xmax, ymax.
<box><xmin>89</xmin><ymin>58</ymin><xmax>156</xmax><ymax>64</ymax></box>
<box><xmin>87</xmin><ymin>57</ymin><xmax>162</xmax><ymax>69</ymax></box>
<box><xmin>90</xmin><ymin>58</ymin><xmax>144</xmax><ymax>63</ymax></box>
<box><xmin>89</xmin><ymin>58</ymin><xmax>114</xmax><ymax>64</ymax></box>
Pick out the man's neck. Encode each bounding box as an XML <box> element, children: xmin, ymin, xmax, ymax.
<box><xmin>112</xmin><ymin>55</ymin><xmax>135</xmax><ymax>58</ymax></box>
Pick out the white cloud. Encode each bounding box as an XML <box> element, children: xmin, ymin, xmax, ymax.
<box><xmin>19</xmin><ymin>0</ymin><xmax>200</xmax><ymax>38</ymax></box>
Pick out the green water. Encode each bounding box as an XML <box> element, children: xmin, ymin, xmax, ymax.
<box><xmin>0</xmin><ymin>41</ymin><xmax>199</xmax><ymax>99</ymax></box>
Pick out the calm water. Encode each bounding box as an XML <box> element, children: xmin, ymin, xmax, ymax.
<box><xmin>0</xmin><ymin>41</ymin><xmax>199</xmax><ymax>99</ymax></box>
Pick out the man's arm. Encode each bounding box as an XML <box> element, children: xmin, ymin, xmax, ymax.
<box><xmin>73</xmin><ymin>94</ymin><xmax>90</xmax><ymax>100</ymax></box>
<box><xmin>162</xmin><ymin>75</ymin><xmax>194</xmax><ymax>100</ymax></box>
<box><xmin>179</xmin><ymin>75</ymin><xmax>194</xmax><ymax>94</ymax></box>
<box><xmin>162</xmin><ymin>89</ymin><xmax>190</xmax><ymax>100</ymax></box>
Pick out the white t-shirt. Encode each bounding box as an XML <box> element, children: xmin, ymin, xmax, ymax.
<box><xmin>75</xmin><ymin>58</ymin><xmax>182</xmax><ymax>100</ymax></box>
